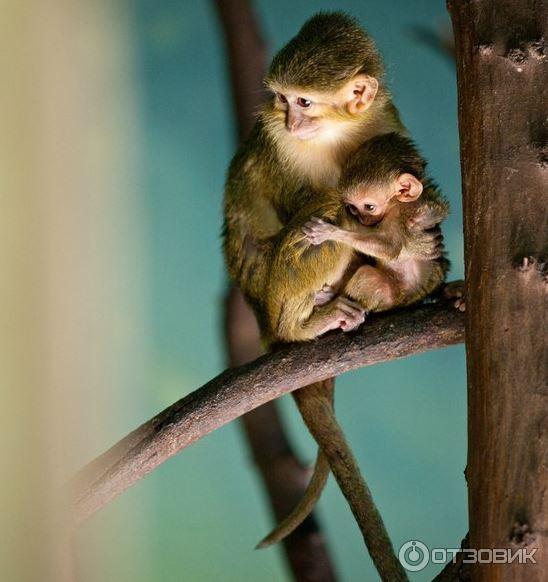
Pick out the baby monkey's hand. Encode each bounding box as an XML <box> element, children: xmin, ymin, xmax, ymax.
<box><xmin>303</xmin><ymin>217</ymin><xmax>343</xmax><ymax>245</ymax></box>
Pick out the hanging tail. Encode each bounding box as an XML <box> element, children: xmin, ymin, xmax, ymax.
<box><xmin>256</xmin><ymin>379</ymin><xmax>334</xmax><ymax>549</ymax></box>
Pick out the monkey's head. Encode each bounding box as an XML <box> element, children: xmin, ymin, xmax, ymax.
<box><xmin>263</xmin><ymin>12</ymin><xmax>384</xmax><ymax>142</ymax></box>
<box><xmin>340</xmin><ymin>133</ymin><xmax>426</xmax><ymax>226</ymax></box>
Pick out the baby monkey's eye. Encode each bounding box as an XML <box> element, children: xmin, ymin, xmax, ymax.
<box><xmin>297</xmin><ymin>97</ymin><xmax>312</xmax><ymax>108</ymax></box>
<box><xmin>364</xmin><ymin>204</ymin><xmax>376</xmax><ymax>212</ymax></box>
<box><xmin>277</xmin><ymin>93</ymin><xmax>288</xmax><ymax>103</ymax></box>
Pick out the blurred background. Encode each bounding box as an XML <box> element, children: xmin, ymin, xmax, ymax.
<box><xmin>2</xmin><ymin>0</ymin><xmax>465</xmax><ymax>580</ymax></box>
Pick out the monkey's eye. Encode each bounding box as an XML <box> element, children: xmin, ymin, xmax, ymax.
<box><xmin>364</xmin><ymin>204</ymin><xmax>376</xmax><ymax>212</ymax></box>
<box><xmin>297</xmin><ymin>97</ymin><xmax>312</xmax><ymax>108</ymax></box>
<box><xmin>345</xmin><ymin>203</ymin><xmax>359</xmax><ymax>216</ymax></box>
<box><xmin>277</xmin><ymin>93</ymin><xmax>288</xmax><ymax>103</ymax></box>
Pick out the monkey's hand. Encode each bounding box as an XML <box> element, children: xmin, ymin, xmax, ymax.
<box><xmin>408</xmin><ymin>225</ymin><xmax>445</xmax><ymax>260</ymax></box>
<box><xmin>302</xmin><ymin>217</ymin><xmax>344</xmax><ymax>245</ymax></box>
<box><xmin>407</xmin><ymin>206</ymin><xmax>445</xmax><ymax>230</ymax></box>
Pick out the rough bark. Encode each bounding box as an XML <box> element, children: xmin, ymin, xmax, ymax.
<box><xmin>215</xmin><ymin>2</ymin><xmax>337</xmax><ymax>579</ymax></box>
<box><xmin>71</xmin><ymin>299</ymin><xmax>464</xmax><ymax>525</ymax></box>
<box><xmin>448</xmin><ymin>1</ymin><xmax>547</xmax><ymax>580</ymax></box>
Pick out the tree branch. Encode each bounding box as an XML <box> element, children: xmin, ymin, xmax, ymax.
<box><xmin>71</xmin><ymin>298</ymin><xmax>464</xmax><ymax>525</ymax></box>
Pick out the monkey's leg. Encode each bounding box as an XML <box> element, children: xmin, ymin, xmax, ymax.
<box><xmin>344</xmin><ymin>264</ymin><xmax>398</xmax><ymax>312</ymax></box>
<box><xmin>294</xmin><ymin>381</ymin><xmax>408</xmax><ymax>582</ymax></box>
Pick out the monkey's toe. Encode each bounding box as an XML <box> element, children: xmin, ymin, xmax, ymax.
<box><xmin>335</xmin><ymin>297</ymin><xmax>366</xmax><ymax>331</ymax></box>
<box><xmin>443</xmin><ymin>280</ymin><xmax>465</xmax><ymax>300</ymax></box>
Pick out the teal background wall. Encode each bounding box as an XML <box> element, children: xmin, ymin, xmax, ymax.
<box><xmin>77</xmin><ymin>1</ymin><xmax>466</xmax><ymax>580</ymax></box>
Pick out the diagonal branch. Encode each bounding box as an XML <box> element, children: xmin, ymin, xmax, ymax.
<box><xmin>71</xmin><ymin>298</ymin><xmax>464</xmax><ymax>525</ymax></box>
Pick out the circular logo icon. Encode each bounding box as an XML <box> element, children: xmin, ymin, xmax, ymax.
<box><xmin>399</xmin><ymin>540</ymin><xmax>429</xmax><ymax>572</ymax></box>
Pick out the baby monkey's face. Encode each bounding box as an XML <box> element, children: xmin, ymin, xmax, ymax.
<box><xmin>343</xmin><ymin>173</ymin><xmax>423</xmax><ymax>226</ymax></box>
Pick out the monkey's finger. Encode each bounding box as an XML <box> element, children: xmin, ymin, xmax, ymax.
<box><xmin>425</xmin><ymin>250</ymin><xmax>443</xmax><ymax>259</ymax></box>
<box><xmin>306</xmin><ymin>236</ymin><xmax>326</xmax><ymax>246</ymax></box>
<box><xmin>302</xmin><ymin>225</ymin><xmax>324</xmax><ymax>235</ymax></box>
<box><xmin>443</xmin><ymin>280</ymin><xmax>465</xmax><ymax>300</ymax></box>
<box><xmin>338</xmin><ymin>296</ymin><xmax>364</xmax><ymax>311</ymax></box>
<box><xmin>337</xmin><ymin>307</ymin><xmax>363</xmax><ymax>320</ymax></box>
<box><xmin>310</xmin><ymin>217</ymin><xmax>326</xmax><ymax>224</ymax></box>
<box><xmin>337</xmin><ymin>299</ymin><xmax>366</xmax><ymax>320</ymax></box>
<box><xmin>338</xmin><ymin>311</ymin><xmax>366</xmax><ymax>332</ymax></box>
<box><xmin>423</xmin><ymin>232</ymin><xmax>443</xmax><ymax>243</ymax></box>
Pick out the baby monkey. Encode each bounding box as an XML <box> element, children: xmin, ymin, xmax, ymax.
<box><xmin>304</xmin><ymin>132</ymin><xmax>449</xmax><ymax>313</ymax></box>
<box><xmin>259</xmin><ymin>132</ymin><xmax>449</xmax><ymax>549</ymax></box>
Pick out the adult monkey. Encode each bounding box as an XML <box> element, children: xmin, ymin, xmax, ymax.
<box><xmin>223</xmin><ymin>13</ymin><xmax>438</xmax><ymax>578</ymax></box>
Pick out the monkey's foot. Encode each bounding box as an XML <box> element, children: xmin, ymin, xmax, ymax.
<box><xmin>302</xmin><ymin>217</ymin><xmax>339</xmax><ymax>245</ymax></box>
<box><xmin>443</xmin><ymin>280</ymin><xmax>465</xmax><ymax>312</ymax></box>
<box><xmin>315</xmin><ymin>284</ymin><xmax>336</xmax><ymax>306</ymax></box>
<box><xmin>332</xmin><ymin>297</ymin><xmax>366</xmax><ymax>332</ymax></box>
<box><xmin>443</xmin><ymin>279</ymin><xmax>464</xmax><ymax>299</ymax></box>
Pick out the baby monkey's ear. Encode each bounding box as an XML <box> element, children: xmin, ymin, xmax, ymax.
<box><xmin>343</xmin><ymin>74</ymin><xmax>379</xmax><ymax>114</ymax></box>
<box><xmin>395</xmin><ymin>173</ymin><xmax>423</xmax><ymax>202</ymax></box>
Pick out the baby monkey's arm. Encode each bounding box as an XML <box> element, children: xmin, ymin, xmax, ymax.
<box><xmin>303</xmin><ymin>217</ymin><xmax>402</xmax><ymax>261</ymax></box>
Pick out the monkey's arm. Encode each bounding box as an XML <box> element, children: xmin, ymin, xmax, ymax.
<box><xmin>223</xmin><ymin>141</ymin><xmax>284</xmax><ymax>301</ymax></box>
<box><xmin>264</xmin><ymin>234</ymin><xmax>364</xmax><ymax>342</ymax></box>
<box><xmin>303</xmin><ymin>217</ymin><xmax>403</xmax><ymax>261</ymax></box>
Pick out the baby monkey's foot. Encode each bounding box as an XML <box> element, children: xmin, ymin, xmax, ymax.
<box><xmin>332</xmin><ymin>296</ymin><xmax>366</xmax><ymax>332</ymax></box>
<box><xmin>303</xmin><ymin>217</ymin><xmax>340</xmax><ymax>246</ymax></box>
<box><xmin>315</xmin><ymin>284</ymin><xmax>336</xmax><ymax>306</ymax></box>
<box><xmin>315</xmin><ymin>296</ymin><xmax>366</xmax><ymax>335</ymax></box>
<box><xmin>443</xmin><ymin>280</ymin><xmax>466</xmax><ymax>312</ymax></box>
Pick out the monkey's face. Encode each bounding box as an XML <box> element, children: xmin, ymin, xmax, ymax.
<box><xmin>272</xmin><ymin>90</ymin><xmax>322</xmax><ymax>140</ymax></box>
<box><xmin>343</xmin><ymin>173</ymin><xmax>423</xmax><ymax>226</ymax></box>
<box><xmin>266</xmin><ymin>75</ymin><xmax>379</xmax><ymax>142</ymax></box>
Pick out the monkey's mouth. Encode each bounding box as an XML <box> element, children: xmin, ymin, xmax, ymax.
<box><xmin>289</xmin><ymin>126</ymin><xmax>320</xmax><ymax>140</ymax></box>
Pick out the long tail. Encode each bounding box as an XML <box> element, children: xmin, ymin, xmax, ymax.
<box><xmin>256</xmin><ymin>379</ymin><xmax>334</xmax><ymax>549</ymax></box>
<box><xmin>294</xmin><ymin>379</ymin><xmax>408</xmax><ymax>582</ymax></box>
<box><xmin>257</xmin><ymin>448</ymin><xmax>330</xmax><ymax>549</ymax></box>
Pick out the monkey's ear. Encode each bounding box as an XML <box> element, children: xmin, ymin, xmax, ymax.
<box><xmin>345</xmin><ymin>74</ymin><xmax>379</xmax><ymax>114</ymax></box>
<box><xmin>395</xmin><ymin>173</ymin><xmax>423</xmax><ymax>202</ymax></box>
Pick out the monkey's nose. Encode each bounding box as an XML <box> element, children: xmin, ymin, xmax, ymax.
<box><xmin>286</xmin><ymin>116</ymin><xmax>303</xmax><ymax>132</ymax></box>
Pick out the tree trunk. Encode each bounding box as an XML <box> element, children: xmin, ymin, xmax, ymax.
<box><xmin>448</xmin><ymin>1</ymin><xmax>547</xmax><ymax>580</ymax></box>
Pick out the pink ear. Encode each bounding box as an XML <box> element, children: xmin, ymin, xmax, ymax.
<box><xmin>347</xmin><ymin>75</ymin><xmax>379</xmax><ymax>114</ymax></box>
<box><xmin>396</xmin><ymin>173</ymin><xmax>423</xmax><ymax>202</ymax></box>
